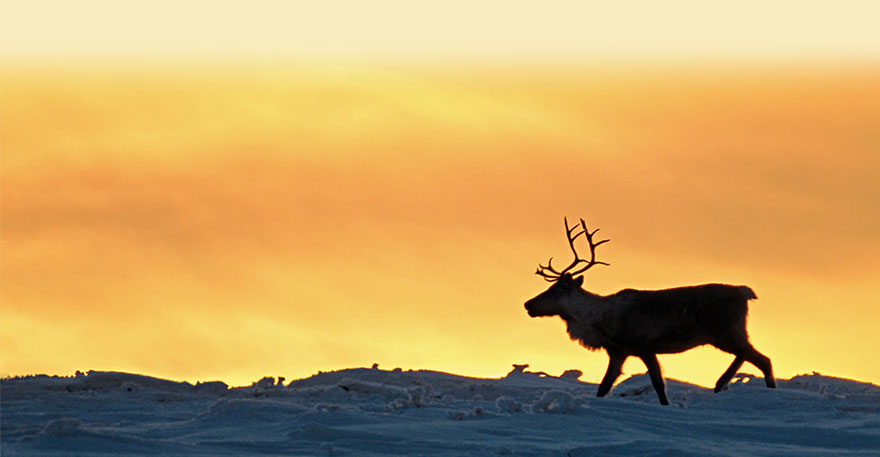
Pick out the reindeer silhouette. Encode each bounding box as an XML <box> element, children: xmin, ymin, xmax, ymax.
<box><xmin>524</xmin><ymin>218</ymin><xmax>776</xmax><ymax>405</ymax></box>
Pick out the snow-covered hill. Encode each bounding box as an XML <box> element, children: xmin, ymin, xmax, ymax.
<box><xmin>2</xmin><ymin>365</ymin><xmax>879</xmax><ymax>456</ymax></box>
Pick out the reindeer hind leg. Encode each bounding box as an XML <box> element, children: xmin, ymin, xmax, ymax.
<box><xmin>714</xmin><ymin>355</ymin><xmax>745</xmax><ymax>393</ymax></box>
<box><xmin>745</xmin><ymin>347</ymin><xmax>776</xmax><ymax>388</ymax></box>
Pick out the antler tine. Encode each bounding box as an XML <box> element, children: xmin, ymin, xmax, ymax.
<box><xmin>567</xmin><ymin>218</ymin><xmax>611</xmax><ymax>276</ymax></box>
<box><xmin>536</xmin><ymin>217</ymin><xmax>611</xmax><ymax>281</ymax></box>
<box><xmin>555</xmin><ymin>217</ymin><xmax>590</xmax><ymax>275</ymax></box>
<box><xmin>535</xmin><ymin>268</ymin><xmax>561</xmax><ymax>281</ymax></box>
<box><xmin>564</xmin><ymin>217</ymin><xmax>585</xmax><ymax>254</ymax></box>
<box><xmin>535</xmin><ymin>257</ymin><xmax>563</xmax><ymax>281</ymax></box>
<box><xmin>565</xmin><ymin>217</ymin><xmax>587</xmax><ymax>239</ymax></box>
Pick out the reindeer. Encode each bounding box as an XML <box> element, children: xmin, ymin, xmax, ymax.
<box><xmin>524</xmin><ymin>218</ymin><xmax>776</xmax><ymax>405</ymax></box>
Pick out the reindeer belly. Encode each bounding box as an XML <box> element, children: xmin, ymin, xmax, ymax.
<box><xmin>611</xmin><ymin>308</ymin><xmax>712</xmax><ymax>355</ymax></box>
<box><xmin>614</xmin><ymin>327</ymin><xmax>711</xmax><ymax>354</ymax></box>
<box><xmin>651</xmin><ymin>335</ymin><xmax>713</xmax><ymax>354</ymax></box>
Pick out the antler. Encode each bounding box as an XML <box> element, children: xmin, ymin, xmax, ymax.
<box><xmin>535</xmin><ymin>217</ymin><xmax>610</xmax><ymax>282</ymax></box>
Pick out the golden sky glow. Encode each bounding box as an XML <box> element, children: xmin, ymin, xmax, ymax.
<box><xmin>2</xmin><ymin>2</ymin><xmax>879</xmax><ymax>387</ymax></box>
<box><xmin>2</xmin><ymin>64</ymin><xmax>879</xmax><ymax>387</ymax></box>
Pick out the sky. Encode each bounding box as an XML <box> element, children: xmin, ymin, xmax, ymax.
<box><xmin>2</xmin><ymin>1</ymin><xmax>880</xmax><ymax>61</ymax></box>
<box><xmin>1</xmin><ymin>2</ymin><xmax>879</xmax><ymax>387</ymax></box>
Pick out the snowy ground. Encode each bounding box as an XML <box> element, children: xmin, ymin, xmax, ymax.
<box><xmin>2</xmin><ymin>365</ymin><xmax>879</xmax><ymax>456</ymax></box>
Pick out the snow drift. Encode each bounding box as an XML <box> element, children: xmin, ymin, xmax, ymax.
<box><xmin>3</xmin><ymin>365</ymin><xmax>879</xmax><ymax>456</ymax></box>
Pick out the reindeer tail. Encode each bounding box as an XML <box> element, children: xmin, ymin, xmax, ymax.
<box><xmin>738</xmin><ymin>286</ymin><xmax>758</xmax><ymax>301</ymax></box>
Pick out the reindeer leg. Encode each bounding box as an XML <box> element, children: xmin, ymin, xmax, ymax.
<box><xmin>714</xmin><ymin>356</ymin><xmax>745</xmax><ymax>393</ymax></box>
<box><xmin>640</xmin><ymin>353</ymin><xmax>669</xmax><ymax>405</ymax></box>
<box><xmin>745</xmin><ymin>348</ymin><xmax>776</xmax><ymax>388</ymax></box>
<box><xmin>597</xmin><ymin>352</ymin><xmax>627</xmax><ymax>397</ymax></box>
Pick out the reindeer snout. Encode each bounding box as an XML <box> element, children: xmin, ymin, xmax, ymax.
<box><xmin>524</xmin><ymin>301</ymin><xmax>537</xmax><ymax>317</ymax></box>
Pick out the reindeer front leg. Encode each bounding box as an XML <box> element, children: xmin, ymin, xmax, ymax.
<box><xmin>597</xmin><ymin>351</ymin><xmax>627</xmax><ymax>397</ymax></box>
<box><xmin>640</xmin><ymin>353</ymin><xmax>670</xmax><ymax>405</ymax></box>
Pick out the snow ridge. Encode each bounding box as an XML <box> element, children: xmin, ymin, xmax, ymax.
<box><xmin>3</xmin><ymin>366</ymin><xmax>879</xmax><ymax>456</ymax></box>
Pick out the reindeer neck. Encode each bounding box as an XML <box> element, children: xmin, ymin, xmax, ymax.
<box><xmin>559</xmin><ymin>287</ymin><xmax>611</xmax><ymax>351</ymax></box>
<box><xmin>560</xmin><ymin>287</ymin><xmax>607</xmax><ymax>322</ymax></box>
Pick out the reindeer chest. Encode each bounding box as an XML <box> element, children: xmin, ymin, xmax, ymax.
<box><xmin>564</xmin><ymin>310</ymin><xmax>607</xmax><ymax>351</ymax></box>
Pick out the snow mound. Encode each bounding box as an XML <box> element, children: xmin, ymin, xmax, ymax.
<box><xmin>5</xmin><ymin>370</ymin><xmax>231</xmax><ymax>395</ymax></box>
<box><xmin>782</xmin><ymin>372</ymin><xmax>880</xmax><ymax>396</ymax></box>
<box><xmin>69</xmin><ymin>371</ymin><xmax>196</xmax><ymax>393</ymax></box>
<box><xmin>4</xmin><ymin>366</ymin><xmax>880</xmax><ymax>456</ymax></box>
<box><xmin>531</xmin><ymin>390</ymin><xmax>584</xmax><ymax>413</ymax></box>
<box><xmin>41</xmin><ymin>418</ymin><xmax>85</xmax><ymax>438</ymax></box>
<box><xmin>494</xmin><ymin>395</ymin><xmax>524</xmax><ymax>413</ymax></box>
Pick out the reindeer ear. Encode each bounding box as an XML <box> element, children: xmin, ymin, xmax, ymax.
<box><xmin>573</xmin><ymin>275</ymin><xmax>584</xmax><ymax>286</ymax></box>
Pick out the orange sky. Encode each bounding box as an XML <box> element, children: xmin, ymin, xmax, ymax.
<box><xmin>2</xmin><ymin>0</ymin><xmax>880</xmax><ymax>387</ymax></box>
<box><xmin>2</xmin><ymin>63</ymin><xmax>879</xmax><ymax>386</ymax></box>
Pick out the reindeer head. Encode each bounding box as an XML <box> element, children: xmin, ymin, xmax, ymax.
<box><xmin>525</xmin><ymin>273</ymin><xmax>584</xmax><ymax>317</ymax></box>
<box><xmin>524</xmin><ymin>218</ymin><xmax>610</xmax><ymax>318</ymax></box>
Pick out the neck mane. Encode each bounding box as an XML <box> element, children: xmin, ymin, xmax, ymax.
<box><xmin>561</xmin><ymin>288</ymin><xmax>609</xmax><ymax>351</ymax></box>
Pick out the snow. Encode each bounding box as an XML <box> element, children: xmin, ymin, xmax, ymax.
<box><xmin>3</xmin><ymin>366</ymin><xmax>879</xmax><ymax>456</ymax></box>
